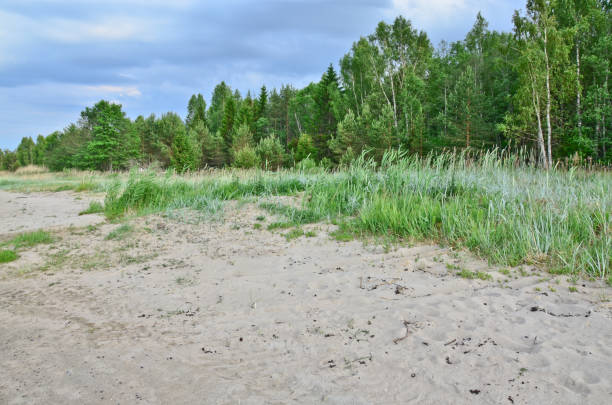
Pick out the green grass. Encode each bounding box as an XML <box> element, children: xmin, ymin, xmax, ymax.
<box><xmin>456</xmin><ymin>269</ymin><xmax>493</xmax><ymax>281</ymax></box>
<box><xmin>105</xmin><ymin>224</ymin><xmax>133</xmax><ymax>240</ymax></box>
<box><xmin>0</xmin><ymin>171</ymin><xmax>113</xmax><ymax>193</ymax></box>
<box><xmin>0</xmin><ymin>250</ymin><xmax>18</xmax><ymax>263</ymax></box>
<box><xmin>4</xmin><ymin>230</ymin><xmax>54</xmax><ymax>249</ymax></box>
<box><xmin>79</xmin><ymin>201</ymin><xmax>104</xmax><ymax>215</ymax></box>
<box><xmin>284</xmin><ymin>228</ymin><xmax>305</xmax><ymax>241</ymax></box>
<box><xmin>24</xmin><ymin>149</ymin><xmax>606</xmax><ymax>282</ymax></box>
<box><xmin>267</xmin><ymin>221</ymin><xmax>293</xmax><ymax>230</ymax></box>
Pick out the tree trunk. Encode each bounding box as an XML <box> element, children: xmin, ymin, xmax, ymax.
<box><xmin>444</xmin><ymin>84</ymin><xmax>448</xmax><ymax>138</ymax></box>
<box><xmin>544</xmin><ymin>27</ymin><xmax>553</xmax><ymax>168</ymax></box>
<box><xmin>351</xmin><ymin>74</ymin><xmax>360</xmax><ymax>115</ymax></box>
<box><xmin>389</xmin><ymin>69</ymin><xmax>399</xmax><ymax>128</ymax></box>
<box><xmin>603</xmin><ymin>73</ymin><xmax>608</xmax><ymax>160</ymax></box>
<box><xmin>466</xmin><ymin>99</ymin><xmax>471</xmax><ymax>148</ymax></box>
<box><xmin>576</xmin><ymin>43</ymin><xmax>582</xmax><ymax>135</ymax></box>
<box><xmin>531</xmin><ymin>74</ymin><xmax>547</xmax><ymax>168</ymax></box>
<box><xmin>294</xmin><ymin>112</ymin><xmax>303</xmax><ymax>135</ymax></box>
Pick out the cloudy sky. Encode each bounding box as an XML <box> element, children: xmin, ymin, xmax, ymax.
<box><xmin>0</xmin><ymin>0</ymin><xmax>520</xmax><ymax>149</ymax></box>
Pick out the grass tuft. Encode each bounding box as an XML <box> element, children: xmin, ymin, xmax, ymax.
<box><xmin>5</xmin><ymin>230</ymin><xmax>54</xmax><ymax>249</ymax></box>
<box><xmin>0</xmin><ymin>250</ymin><xmax>18</xmax><ymax>263</ymax></box>
<box><xmin>105</xmin><ymin>224</ymin><xmax>133</xmax><ymax>241</ymax></box>
<box><xmin>284</xmin><ymin>228</ymin><xmax>305</xmax><ymax>241</ymax></box>
<box><xmin>456</xmin><ymin>269</ymin><xmax>493</xmax><ymax>281</ymax></box>
<box><xmin>79</xmin><ymin>201</ymin><xmax>104</xmax><ymax>215</ymax></box>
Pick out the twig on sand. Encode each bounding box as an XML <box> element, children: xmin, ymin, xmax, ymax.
<box><xmin>444</xmin><ymin>338</ymin><xmax>457</xmax><ymax>346</ymax></box>
<box><xmin>393</xmin><ymin>320</ymin><xmax>412</xmax><ymax>344</ymax></box>
<box><xmin>346</xmin><ymin>353</ymin><xmax>373</xmax><ymax>364</ymax></box>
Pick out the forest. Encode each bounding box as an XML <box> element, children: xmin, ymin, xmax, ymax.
<box><xmin>1</xmin><ymin>0</ymin><xmax>610</xmax><ymax>172</ymax></box>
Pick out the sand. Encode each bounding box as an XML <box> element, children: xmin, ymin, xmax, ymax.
<box><xmin>0</xmin><ymin>190</ymin><xmax>104</xmax><ymax>235</ymax></box>
<box><xmin>0</xmin><ymin>191</ymin><xmax>611</xmax><ymax>404</ymax></box>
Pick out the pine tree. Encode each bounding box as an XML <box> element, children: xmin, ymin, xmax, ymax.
<box><xmin>220</xmin><ymin>96</ymin><xmax>236</xmax><ymax>159</ymax></box>
<box><xmin>186</xmin><ymin>94</ymin><xmax>207</xmax><ymax>129</ymax></box>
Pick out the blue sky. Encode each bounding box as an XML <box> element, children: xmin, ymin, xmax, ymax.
<box><xmin>0</xmin><ymin>0</ymin><xmax>519</xmax><ymax>149</ymax></box>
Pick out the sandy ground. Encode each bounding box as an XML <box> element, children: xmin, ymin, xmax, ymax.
<box><xmin>0</xmin><ymin>191</ymin><xmax>611</xmax><ymax>404</ymax></box>
<box><xmin>0</xmin><ymin>190</ymin><xmax>104</xmax><ymax>234</ymax></box>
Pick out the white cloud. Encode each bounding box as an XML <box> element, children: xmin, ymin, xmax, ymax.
<box><xmin>389</xmin><ymin>0</ymin><xmax>469</xmax><ymax>23</ymax></box>
<box><xmin>44</xmin><ymin>17</ymin><xmax>158</xmax><ymax>42</ymax></box>
<box><xmin>83</xmin><ymin>85</ymin><xmax>142</xmax><ymax>97</ymax></box>
<box><xmin>0</xmin><ymin>9</ymin><xmax>162</xmax><ymax>47</ymax></box>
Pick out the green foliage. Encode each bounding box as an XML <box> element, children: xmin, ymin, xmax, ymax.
<box><xmin>82</xmin><ymin>101</ymin><xmax>140</xmax><ymax>170</ymax></box>
<box><xmin>232</xmin><ymin>146</ymin><xmax>260</xmax><ymax>169</ymax></box>
<box><xmin>186</xmin><ymin>93</ymin><xmax>207</xmax><ymax>129</ymax></box>
<box><xmin>221</xmin><ymin>96</ymin><xmax>237</xmax><ymax>155</ymax></box>
<box><xmin>256</xmin><ymin>136</ymin><xmax>285</xmax><ymax>170</ymax></box>
<box><xmin>330</xmin><ymin>104</ymin><xmax>396</xmax><ymax>163</ymax></box>
<box><xmin>0</xmin><ymin>149</ymin><xmax>19</xmax><ymax>171</ymax></box>
<box><xmin>295</xmin><ymin>133</ymin><xmax>317</xmax><ymax>162</ymax></box>
<box><xmin>16</xmin><ymin>136</ymin><xmax>35</xmax><ymax>167</ymax></box>
<box><xmin>171</xmin><ymin>131</ymin><xmax>202</xmax><ymax>173</ymax></box>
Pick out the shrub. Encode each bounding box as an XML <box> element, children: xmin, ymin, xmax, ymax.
<box><xmin>232</xmin><ymin>146</ymin><xmax>260</xmax><ymax>169</ymax></box>
<box><xmin>295</xmin><ymin>133</ymin><xmax>317</xmax><ymax>162</ymax></box>
<box><xmin>256</xmin><ymin>136</ymin><xmax>285</xmax><ymax>170</ymax></box>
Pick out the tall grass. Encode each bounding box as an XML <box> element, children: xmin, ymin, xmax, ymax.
<box><xmin>74</xmin><ymin>150</ymin><xmax>611</xmax><ymax>282</ymax></box>
<box><xmin>0</xmin><ymin>169</ymin><xmax>113</xmax><ymax>193</ymax></box>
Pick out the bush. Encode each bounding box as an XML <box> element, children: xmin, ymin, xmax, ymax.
<box><xmin>296</xmin><ymin>157</ymin><xmax>317</xmax><ymax>172</ymax></box>
<box><xmin>232</xmin><ymin>146</ymin><xmax>260</xmax><ymax>169</ymax></box>
<box><xmin>171</xmin><ymin>131</ymin><xmax>202</xmax><ymax>173</ymax></box>
<box><xmin>295</xmin><ymin>133</ymin><xmax>317</xmax><ymax>162</ymax></box>
<box><xmin>256</xmin><ymin>136</ymin><xmax>285</xmax><ymax>170</ymax></box>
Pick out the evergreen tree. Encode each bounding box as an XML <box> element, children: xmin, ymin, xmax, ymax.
<box><xmin>220</xmin><ymin>96</ymin><xmax>237</xmax><ymax>159</ymax></box>
<box><xmin>186</xmin><ymin>93</ymin><xmax>207</xmax><ymax>129</ymax></box>
<box><xmin>208</xmin><ymin>82</ymin><xmax>233</xmax><ymax>134</ymax></box>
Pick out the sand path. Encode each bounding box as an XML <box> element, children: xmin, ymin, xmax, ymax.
<box><xmin>0</xmin><ymin>192</ymin><xmax>610</xmax><ymax>404</ymax></box>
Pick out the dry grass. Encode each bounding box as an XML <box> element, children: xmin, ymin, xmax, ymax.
<box><xmin>14</xmin><ymin>165</ymin><xmax>49</xmax><ymax>175</ymax></box>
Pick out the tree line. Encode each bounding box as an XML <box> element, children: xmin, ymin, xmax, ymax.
<box><xmin>1</xmin><ymin>0</ymin><xmax>609</xmax><ymax>172</ymax></box>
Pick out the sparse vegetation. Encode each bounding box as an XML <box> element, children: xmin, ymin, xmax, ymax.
<box><xmin>457</xmin><ymin>269</ymin><xmax>493</xmax><ymax>281</ymax></box>
<box><xmin>4</xmin><ymin>230</ymin><xmax>54</xmax><ymax>249</ymax></box>
<box><xmin>284</xmin><ymin>228</ymin><xmax>305</xmax><ymax>241</ymax></box>
<box><xmin>105</xmin><ymin>224</ymin><xmax>133</xmax><ymax>241</ymax></box>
